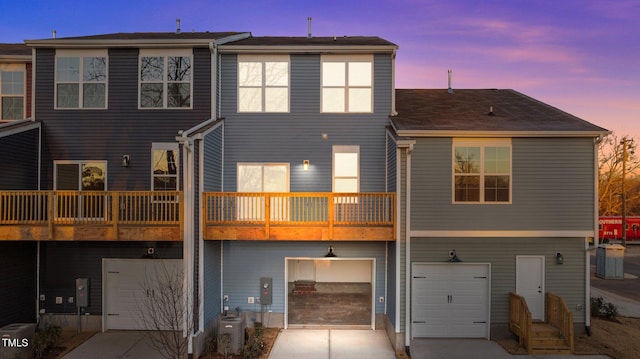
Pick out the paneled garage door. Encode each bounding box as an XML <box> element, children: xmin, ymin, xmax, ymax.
<box><xmin>411</xmin><ymin>263</ymin><xmax>490</xmax><ymax>338</ymax></box>
<box><xmin>103</xmin><ymin>259</ymin><xmax>183</xmax><ymax>330</ymax></box>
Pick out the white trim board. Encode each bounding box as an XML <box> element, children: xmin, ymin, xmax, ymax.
<box><xmin>410</xmin><ymin>230</ymin><xmax>595</xmax><ymax>238</ymax></box>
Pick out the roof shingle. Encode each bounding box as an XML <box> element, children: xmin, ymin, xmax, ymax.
<box><xmin>392</xmin><ymin>89</ymin><xmax>608</xmax><ymax>134</ymax></box>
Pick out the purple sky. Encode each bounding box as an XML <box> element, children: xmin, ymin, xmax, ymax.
<box><xmin>2</xmin><ymin>0</ymin><xmax>638</xmax><ymax>138</ymax></box>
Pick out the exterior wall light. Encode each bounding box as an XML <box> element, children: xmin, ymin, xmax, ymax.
<box><xmin>303</xmin><ymin>160</ymin><xmax>309</xmax><ymax>171</ymax></box>
<box><xmin>122</xmin><ymin>155</ymin><xmax>130</xmax><ymax>167</ymax></box>
<box><xmin>556</xmin><ymin>252</ymin><xmax>564</xmax><ymax>264</ymax></box>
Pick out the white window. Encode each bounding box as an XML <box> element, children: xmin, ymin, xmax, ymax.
<box><xmin>238</xmin><ymin>55</ymin><xmax>289</xmax><ymax>112</ymax></box>
<box><xmin>333</xmin><ymin>145</ymin><xmax>360</xmax><ymax>192</ymax></box>
<box><xmin>55</xmin><ymin>50</ymin><xmax>107</xmax><ymax>109</ymax></box>
<box><xmin>140</xmin><ymin>50</ymin><xmax>192</xmax><ymax>109</ymax></box>
<box><xmin>0</xmin><ymin>64</ymin><xmax>25</xmax><ymax>120</ymax></box>
<box><xmin>453</xmin><ymin>139</ymin><xmax>511</xmax><ymax>203</ymax></box>
<box><xmin>322</xmin><ymin>55</ymin><xmax>372</xmax><ymax>113</ymax></box>
<box><xmin>152</xmin><ymin>143</ymin><xmax>179</xmax><ymax>191</ymax></box>
<box><xmin>237</xmin><ymin>163</ymin><xmax>290</xmax><ymax>221</ymax></box>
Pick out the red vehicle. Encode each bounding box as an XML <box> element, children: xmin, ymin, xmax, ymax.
<box><xmin>599</xmin><ymin>216</ymin><xmax>640</xmax><ymax>243</ymax></box>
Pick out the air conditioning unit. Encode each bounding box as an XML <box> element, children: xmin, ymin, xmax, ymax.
<box><xmin>0</xmin><ymin>323</ymin><xmax>36</xmax><ymax>359</ymax></box>
<box><xmin>217</xmin><ymin>316</ymin><xmax>245</xmax><ymax>355</ymax></box>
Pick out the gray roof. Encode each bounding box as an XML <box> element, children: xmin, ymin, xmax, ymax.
<box><xmin>28</xmin><ymin>32</ymin><xmax>246</xmax><ymax>41</ymax></box>
<box><xmin>0</xmin><ymin>43</ymin><xmax>31</xmax><ymax>57</ymax></box>
<box><xmin>224</xmin><ymin>36</ymin><xmax>397</xmax><ymax>48</ymax></box>
<box><xmin>391</xmin><ymin>89</ymin><xmax>609</xmax><ymax>135</ymax></box>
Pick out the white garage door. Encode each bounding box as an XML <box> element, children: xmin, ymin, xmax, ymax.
<box><xmin>411</xmin><ymin>263</ymin><xmax>490</xmax><ymax>338</ymax></box>
<box><xmin>103</xmin><ymin>259</ymin><xmax>183</xmax><ymax>330</ymax></box>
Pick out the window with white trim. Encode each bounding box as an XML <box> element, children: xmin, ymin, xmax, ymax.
<box><xmin>237</xmin><ymin>163</ymin><xmax>290</xmax><ymax>221</ymax></box>
<box><xmin>55</xmin><ymin>50</ymin><xmax>107</xmax><ymax>109</ymax></box>
<box><xmin>152</xmin><ymin>144</ymin><xmax>179</xmax><ymax>191</ymax></box>
<box><xmin>238</xmin><ymin>55</ymin><xmax>289</xmax><ymax>112</ymax></box>
<box><xmin>333</xmin><ymin>145</ymin><xmax>360</xmax><ymax>192</ymax></box>
<box><xmin>140</xmin><ymin>50</ymin><xmax>192</xmax><ymax>109</ymax></box>
<box><xmin>322</xmin><ymin>55</ymin><xmax>372</xmax><ymax>113</ymax></box>
<box><xmin>453</xmin><ymin>139</ymin><xmax>511</xmax><ymax>203</ymax></box>
<box><xmin>54</xmin><ymin>161</ymin><xmax>107</xmax><ymax>191</ymax></box>
<box><xmin>0</xmin><ymin>64</ymin><xmax>25</xmax><ymax>120</ymax></box>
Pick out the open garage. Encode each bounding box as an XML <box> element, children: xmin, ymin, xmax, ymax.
<box><xmin>285</xmin><ymin>258</ymin><xmax>375</xmax><ymax>328</ymax></box>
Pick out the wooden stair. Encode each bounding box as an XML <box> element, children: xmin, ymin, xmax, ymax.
<box><xmin>529</xmin><ymin>323</ymin><xmax>572</xmax><ymax>355</ymax></box>
<box><xmin>509</xmin><ymin>292</ymin><xmax>574</xmax><ymax>355</ymax></box>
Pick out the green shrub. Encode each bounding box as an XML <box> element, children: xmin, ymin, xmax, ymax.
<box><xmin>591</xmin><ymin>296</ymin><xmax>619</xmax><ymax>319</ymax></box>
<box><xmin>242</xmin><ymin>324</ymin><xmax>265</xmax><ymax>359</ymax></box>
<box><xmin>32</xmin><ymin>325</ymin><xmax>61</xmax><ymax>359</ymax></box>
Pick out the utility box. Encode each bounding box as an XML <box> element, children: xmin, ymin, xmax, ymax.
<box><xmin>596</xmin><ymin>244</ymin><xmax>625</xmax><ymax>280</ymax></box>
<box><xmin>0</xmin><ymin>323</ymin><xmax>36</xmax><ymax>359</ymax></box>
<box><xmin>76</xmin><ymin>278</ymin><xmax>89</xmax><ymax>307</ymax></box>
<box><xmin>260</xmin><ymin>277</ymin><xmax>272</xmax><ymax>305</ymax></box>
<box><xmin>217</xmin><ymin>316</ymin><xmax>245</xmax><ymax>355</ymax></box>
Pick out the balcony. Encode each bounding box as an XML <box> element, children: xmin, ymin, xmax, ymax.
<box><xmin>0</xmin><ymin>191</ymin><xmax>396</xmax><ymax>242</ymax></box>
<box><xmin>0</xmin><ymin>191</ymin><xmax>183</xmax><ymax>241</ymax></box>
<box><xmin>203</xmin><ymin>192</ymin><xmax>396</xmax><ymax>241</ymax></box>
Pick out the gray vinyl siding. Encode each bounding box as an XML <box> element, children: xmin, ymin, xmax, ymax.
<box><xmin>34</xmin><ymin>47</ymin><xmax>212</xmax><ymax>190</ymax></box>
<box><xmin>221</xmin><ymin>241</ymin><xmax>387</xmax><ymax>314</ymax></box>
<box><xmin>386</xmin><ymin>131</ymin><xmax>396</xmax><ymax>193</ymax></box>
<box><xmin>203</xmin><ymin>240</ymin><xmax>222</xmax><ymax>330</ymax></box>
<box><xmin>39</xmin><ymin>241</ymin><xmax>182</xmax><ymax>314</ymax></box>
<box><xmin>0</xmin><ymin>242</ymin><xmax>36</xmax><ymax>327</ymax></box>
<box><xmin>203</xmin><ymin>124</ymin><xmax>223</xmax><ymax>192</ymax></box>
<box><xmin>219</xmin><ymin>53</ymin><xmax>392</xmax><ymax>192</ymax></box>
<box><xmin>409</xmin><ymin>237</ymin><xmax>586</xmax><ymax>325</ymax></box>
<box><xmin>0</xmin><ymin>128</ymin><xmax>39</xmax><ymax>190</ymax></box>
<box><xmin>410</xmin><ymin>137</ymin><xmax>596</xmax><ymax>231</ymax></box>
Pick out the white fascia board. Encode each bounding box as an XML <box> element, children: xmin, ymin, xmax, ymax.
<box><xmin>218</xmin><ymin>45</ymin><xmax>397</xmax><ymax>54</ymax></box>
<box><xmin>410</xmin><ymin>230</ymin><xmax>595</xmax><ymax>238</ymax></box>
<box><xmin>179</xmin><ymin>118</ymin><xmax>224</xmax><ymax>139</ymax></box>
<box><xmin>25</xmin><ymin>35</ymin><xmax>249</xmax><ymax>49</ymax></box>
<box><xmin>0</xmin><ymin>120</ymin><xmax>40</xmax><ymax>138</ymax></box>
<box><xmin>0</xmin><ymin>55</ymin><xmax>31</xmax><ymax>62</ymax></box>
<box><xmin>395</xmin><ymin>130</ymin><xmax>611</xmax><ymax>138</ymax></box>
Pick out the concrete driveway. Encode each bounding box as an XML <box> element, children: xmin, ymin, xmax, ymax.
<box><xmin>268</xmin><ymin>329</ymin><xmax>396</xmax><ymax>359</ymax></box>
<box><xmin>62</xmin><ymin>331</ymin><xmax>166</xmax><ymax>359</ymax></box>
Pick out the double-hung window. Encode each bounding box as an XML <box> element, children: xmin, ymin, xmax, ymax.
<box><xmin>238</xmin><ymin>55</ymin><xmax>289</xmax><ymax>112</ymax></box>
<box><xmin>140</xmin><ymin>50</ymin><xmax>192</xmax><ymax>109</ymax></box>
<box><xmin>0</xmin><ymin>65</ymin><xmax>25</xmax><ymax>120</ymax></box>
<box><xmin>322</xmin><ymin>55</ymin><xmax>372</xmax><ymax>113</ymax></box>
<box><xmin>55</xmin><ymin>50</ymin><xmax>107</xmax><ymax>109</ymax></box>
<box><xmin>453</xmin><ymin>139</ymin><xmax>511</xmax><ymax>203</ymax></box>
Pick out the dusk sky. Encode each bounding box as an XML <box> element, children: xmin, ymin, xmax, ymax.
<box><xmin>1</xmin><ymin>0</ymin><xmax>638</xmax><ymax>139</ymax></box>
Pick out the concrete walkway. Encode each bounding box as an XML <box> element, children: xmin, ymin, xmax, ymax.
<box><xmin>62</xmin><ymin>331</ymin><xmax>166</xmax><ymax>359</ymax></box>
<box><xmin>268</xmin><ymin>329</ymin><xmax>396</xmax><ymax>359</ymax></box>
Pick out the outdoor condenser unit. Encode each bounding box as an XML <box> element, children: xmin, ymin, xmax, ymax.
<box><xmin>217</xmin><ymin>316</ymin><xmax>245</xmax><ymax>355</ymax></box>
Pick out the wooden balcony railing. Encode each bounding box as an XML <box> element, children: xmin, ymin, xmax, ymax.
<box><xmin>0</xmin><ymin>191</ymin><xmax>183</xmax><ymax>241</ymax></box>
<box><xmin>203</xmin><ymin>192</ymin><xmax>396</xmax><ymax>241</ymax></box>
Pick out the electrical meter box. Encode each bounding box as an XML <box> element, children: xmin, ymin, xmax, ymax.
<box><xmin>76</xmin><ymin>278</ymin><xmax>89</xmax><ymax>307</ymax></box>
<box><xmin>260</xmin><ymin>277</ymin><xmax>272</xmax><ymax>305</ymax></box>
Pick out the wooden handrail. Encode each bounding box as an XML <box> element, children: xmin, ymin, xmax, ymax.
<box><xmin>203</xmin><ymin>192</ymin><xmax>395</xmax><ymax>225</ymax></box>
<box><xmin>509</xmin><ymin>292</ymin><xmax>532</xmax><ymax>352</ymax></box>
<box><xmin>0</xmin><ymin>190</ymin><xmax>182</xmax><ymax>225</ymax></box>
<box><xmin>546</xmin><ymin>292</ymin><xmax>574</xmax><ymax>353</ymax></box>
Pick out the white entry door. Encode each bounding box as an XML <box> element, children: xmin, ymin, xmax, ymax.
<box><xmin>516</xmin><ymin>256</ymin><xmax>545</xmax><ymax>321</ymax></box>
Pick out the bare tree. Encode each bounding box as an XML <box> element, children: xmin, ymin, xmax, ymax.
<box><xmin>136</xmin><ymin>260</ymin><xmax>193</xmax><ymax>359</ymax></box>
<box><xmin>598</xmin><ymin>134</ymin><xmax>640</xmax><ymax>215</ymax></box>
